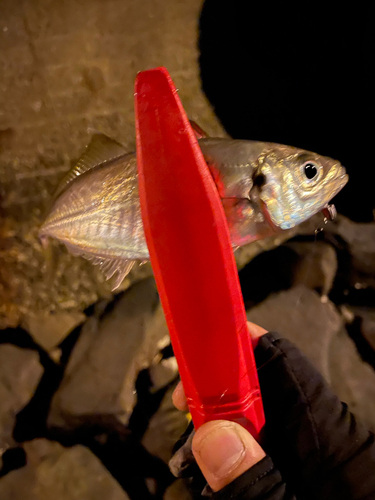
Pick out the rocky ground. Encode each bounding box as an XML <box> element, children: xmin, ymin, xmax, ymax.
<box><xmin>0</xmin><ymin>0</ymin><xmax>223</xmax><ymax>332</ymax></box>
<box><xmin>1</xmin><ymin>1</ymin><xmax>375</xmax><ymax>500</ymax></box>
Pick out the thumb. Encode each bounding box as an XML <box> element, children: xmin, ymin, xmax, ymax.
<box><xmin>192</xmin><ymin>420</ymin><xmax>266</xmax><ymax>492</ymax></box>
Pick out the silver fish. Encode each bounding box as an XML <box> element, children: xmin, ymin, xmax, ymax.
<box><xmin>40</xmin><ymin>133</ymin><xmax>348</xmax><ymax>289</ymax></box>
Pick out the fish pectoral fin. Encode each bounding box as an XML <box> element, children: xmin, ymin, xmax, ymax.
<box><xmin>53</xmin><ymin>134</ymin><xmax>129</xmax><ymax>199</ymax></box>
<box><xmin>189</xmin><ymin>120</ymin><xmax>208</xmax><ymax>139</ymax></box>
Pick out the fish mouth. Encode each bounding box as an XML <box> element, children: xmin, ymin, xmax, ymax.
<box><xmin>325</xmin><ymin>171</ymin><xmax>349</xmax><ymax>199</ymax></box>
<box><xmin>319</xmin><ymin>171</ymin><xmax>348</xmax><ymax>221</ymax></box>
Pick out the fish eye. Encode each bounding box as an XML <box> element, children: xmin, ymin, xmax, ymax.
<box><xmin>253</xmin><ymin>173</ymin><xmax>266</xmax><ymax>188</ymax></box>
<box><xmin>303</xmin><ymin>162</ymin><xmax>319</xmax><ymax>180</ymax></box>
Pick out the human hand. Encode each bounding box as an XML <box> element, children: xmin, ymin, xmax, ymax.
<box><xmin>171</xmin><ymin>322</ymin><xmax>268</xmax><ymax>492</ymax></box>
<box><xmin>170</xmin><ymin>322</ymin><xmax>375</xmax><ymax>499</ymax></box>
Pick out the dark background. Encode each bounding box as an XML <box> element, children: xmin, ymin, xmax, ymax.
<box><xmin>198</xmin><ymin>1</ymin><xmax>375</xmax><ymax>221</ymax></box>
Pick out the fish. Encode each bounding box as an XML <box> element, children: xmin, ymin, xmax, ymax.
<box><xmin>39</xmin><ymin>132</ymin><xmax>348</xmax><ymax>290</ymax></box>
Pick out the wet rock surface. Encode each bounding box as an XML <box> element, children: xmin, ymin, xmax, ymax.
<box><xmin>0</xmin><ymin>439</ymin><xmax>130</xmax><ymax>500</ymax></box>
<box><xmin>0</xmin><ymin>345</ymin><xmax>43</xmax><ymax>466</ymax></box>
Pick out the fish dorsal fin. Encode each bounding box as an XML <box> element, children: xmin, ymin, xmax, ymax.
<box><xmin>63</xmin><ymin>241</ymin><xmax>136</xmax><ymax>291</ymax></box>
<box><xmin>54</xmin><ymin>134</ymin><xmax>128</xmax><ymax>198</ymax></box>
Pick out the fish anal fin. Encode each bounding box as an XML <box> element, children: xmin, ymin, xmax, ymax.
<box><xmin>110</xmin><ymin>261</ymin><xmax>135</xmax><ymax>291</ymax></box>
<box><xmin>63</xmin><ymin>242</ymin><xmax>135</xmax><ymax>291</ymax></box>
<box><xmin>97</xmin><ymin>257</ymin><xmax>135</xmax><ymax>290</ymax></box>
<box><xmin>54</xmin><ymin>134</ymin><xmax>128</xmax><ymax>198</ymax></box>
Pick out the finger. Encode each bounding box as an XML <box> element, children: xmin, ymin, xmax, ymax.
<box><xmin>247</xmin><ymin>321</ymin><xmax>268</xmax><ymax>348</ymax></box>
<box><xmin>192</xmin><ymin>420</ymin><xmax>266</xmax><ymax>492</ymax></box>
<box><xmin>172</xmin><ymin>381</ymin><xmax>189</xmax><ymax>411</ymax></box>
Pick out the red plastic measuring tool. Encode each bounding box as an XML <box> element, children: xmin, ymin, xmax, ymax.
<box><xmin>135</xmin><ymin>67</ymin><xmax>265</xmax><ymax>438</ymax></box>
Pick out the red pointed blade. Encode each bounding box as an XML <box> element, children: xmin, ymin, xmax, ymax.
<box><xmin>135</xmin><ymin>67</ymin><xmax>264</xmax><ymax>437</ymax></box>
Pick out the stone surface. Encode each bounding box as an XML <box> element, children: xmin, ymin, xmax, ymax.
<box><xmin>0</xmin><ymin>0</ymin><xmax>223</xmax><ymax>331</ymax></box>
<box><xmin>322</xmin><ymin>215</ymin><xmax>375</xmax><ymax>293</ymax></box>
<box><xmin>239</xmin><ymin>238</ymin><xmax>338</xmax><ymax>308</ymax></box>
<box><xmin>357</xmin><ymin>310</ymin><xmax>375</xmax><ymax>352</ymax></box>
<box><xmin>333</xmin><ymin>216</ymin><xmax>375</xmax><ymax>277</ymax></box>
<box><xmin>0</xmin><ymin>439</ymin><xmax>129</xmax><ymax>500</ymax></box>
<box><xmin>285</xmin><ymin>241</ymin><xmax>337</xmax><ymax>297</ymax></box>
<box><xmin>142</xmin><ymin>383</ymin><xmax>190</xmax><ymax>464</ymax></box>
<box><xmin>0</xmin><ymin>345</ymin><xmax>43</xmax><ymax>464</ymax></box>
<box><xmin>328</xmin><ymin>330</ymin><xmax>375</xmax><ymax>432</ymax></box>
<box><xmin>164</xmin><ymin>479</ymin><xmax>194</xmax><ymax>500</ymax></box>
<box><xmin>247</xmin><ymin>286</ymin><xmax>343</xmax><ymax>381</ymax></box>
<box><xmin>235</xmin><ymin>212</ymin><xmax>331</xmax><ymax>270</ymax></box>
<box><xmin>149</xmin><ymin>357</ymin><xmax>179</xmax><ymax>393</ymax></box>
<box><xmin>21</xmin><ymin>310</ymin><xmax>86</xmax><ymax>351</ymax></box>
<box><xmin>48</xmin><ymin>277</ymin><xmax>171</xmax><ymax>431</ymax></box>
<box><xmin>247</xmin><ymin>287</ymin><xmax>375</xmax><ymax>430</ymax></box>
<box><xmin>338</xmin><ymin>306</ymin><xmax>375</xmax><ymax>354</ymax></box>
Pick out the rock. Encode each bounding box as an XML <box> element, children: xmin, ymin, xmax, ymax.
<box><xmin>235</xmin><ymin>212</ymin><xmax>329</xmax><ymax>270</ymax></box>
<box><xmin>21</xmin><ymin>310</ymin><xmax>86</xmax><ymax>351</ymax></box>
<box><xmin>285</xmin><ymin>241</ymin><xmax>337</xmax><ymax>297</ymax></box>
<box><xmin>247</xmin><ymin>286</ymin><xmax>343</xmax><ymax>380</ymax></box>
<box><xmin>0</xmin><ymin>439</ymin><xmax>129</xmax><ymax>500</ymax></box>
<box><xmin>83</xmin><ymin>67</ymin><xmax>105</xmax><ymax>92</ymax></box>
<box><xmin>247</xmin><ymin>287</ymin><xmax>375</xmax><ymax>430</ymax></box>
<box><xmin>0</xmin><ymin>345</ymin><xmax>43</xmax><ymax>465</ymax></box>
<box><xmin>328</xmin><ymin>330</ymin><xmax>375</xmax><ymax>432</ymax></box>
<box><xmin>164</xmin><ymin>479</ymin><xmax>194</xmax><ymax>500</ymax></box>
<box><xmin>239</xmin><ymin>246</ymin><xmax>299</xmax><ymax>307</ymax></box>
<box><xmin>339</xmin><ymin>305</ymin><xmax>356</xmax><ymax>324</ymax></box>
<box><xmin>358</xmin><ymin>310</ymin><xmax>375</xmax><ymax>352</ymax></box>
<box><xmin>0</xmin><ymin>128</ymin><xmax>15</xmax><ymax>153</ymax></box>
<box><xmin>0</xmin><ymin>0</ymin><xmax>222</xmax><ymax>331</ymax></box>
<box><xmin>338</xmin><ymin>306</ymin><xmax>375</xmax><ymax>353</ymax></box>
<box><xmin>333</xmin><ymin>216</ymin><xmax>375</xmax><ymax>276</ymax></box>
<box><xmin>323</xmin><ymin>215</ymin><xmax>375</xmax><ymax>295</ymax></box>
<box><xmin>48</xmin><ymin>277</ymin><xmax>171</xmax><ymax>431</ymax></box>
<box><xmin>337</xmin><ymin>305</ymin><xmax>375</xmax><ymax>372</ymax></box>
<box><xmin>142</xmin><ymin>383</ymin><xmax>189</xmax><ymax>465</ymax></box>
<box><xmin>149</xmin><ymin>357</ymin><xmax>179</xmax><ymax>393</ymax></box>
<box><xmin>235</xmin><ymin>229</ymin><xmax>299</xmax><ymax>270</ymax></box>
<box><xmin>239</xmin><ymin>239</ymin><xmax>338</xmax><ymax>308</ymax></box>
